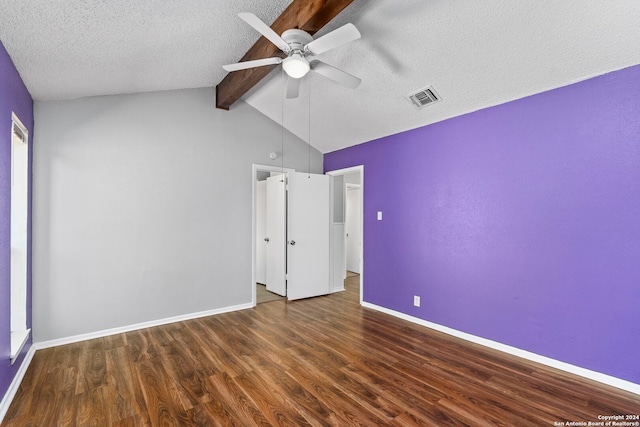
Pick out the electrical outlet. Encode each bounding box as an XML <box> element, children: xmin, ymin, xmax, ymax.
<box><xmin>413</xmin><ymin>295</ymin><xmax>420</xmax><ymax>307</ymax></box>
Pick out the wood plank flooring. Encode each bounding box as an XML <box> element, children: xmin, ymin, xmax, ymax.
<box><xmin>3</xmin><ymin>275</ymin><xmax>639</xmax><ymax>426</ymax></box>
<box><xmin>256</xmin><ymin>283</ymin><xmax>285</xmax><ymax>305</ymax></box>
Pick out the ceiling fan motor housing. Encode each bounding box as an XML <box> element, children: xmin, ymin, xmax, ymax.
<box><xmin>281</xmin><ymin>29</ymin><xmax>314</xmax><ymax>55</ymax></box>
<box><xmin>281</xmin><ymin>29</ymin><xmax>314</xmax><ymax>78</ymax></box>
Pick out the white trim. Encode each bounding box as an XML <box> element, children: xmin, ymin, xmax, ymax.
<box><xmin>35</xmin><ymin>302</ymin><xmax>253</xmax><ymax>350</ymax></box>
<box><xmin>362</xmin><ymin>302</ymin><xmax>640</xmax><ymax>395</ymax></box>
<box><xmin>325</xmin><ymin>165</ymin><xmax>363</xmax><ymax>177</ymax></box>
<box><xmin>251</xmin><ymin>163</ymin><xmax>295</xmax><ymax>306</ymax></box>
<box><xmin>0</xmin><ymin>345</ymin><xmax>36</xmax><ymax>423</ymax></box>
<box><xmin>325</xmin><ymin>165</ymin><xmax>364</xmax><ymax>304</ymax></box>
<box><xmin>10</xmin><ymin>112</ymin><xmax>28</xmax><ymax>137</ymax></box>
<box><xmin>9</xmin><ymin>329</ymin><xmax>30</xmax><ymax>364</ymax></box>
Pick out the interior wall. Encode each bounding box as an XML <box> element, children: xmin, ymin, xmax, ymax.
<box><xmin>0</xmin><ymin>40</ymin><xmax>33</xmax><ymax>401</ymax></box>
<box><xmin>33</xmin><ymin>88</ymin><xmax>322</xmax><ymax>342</ymax></box>
<box><xmin>324</xmin><ymin>64</ymin><xmax>640</xmax><ymax>385</ymax></box>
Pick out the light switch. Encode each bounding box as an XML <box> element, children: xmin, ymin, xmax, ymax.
<box><xmin>377</xmin><ymin>211</ymin><xmax>383</xmax><ymax>221</ymax></box>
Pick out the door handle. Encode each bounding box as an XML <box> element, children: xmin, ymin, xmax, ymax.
<box><xmin>289</xmin><ymin>240</ymin><xmax>296</xmax><ymax>246</ymax></box>
<box><xmin>264</xmin><ymin>237</ymin><xmax>270</xmax><ymax>242</ymax></box>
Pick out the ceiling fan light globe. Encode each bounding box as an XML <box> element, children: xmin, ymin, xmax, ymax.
<box><xmin>282</xmin><ymin>54</ymin><xmax>310</xmax><ymax>79</ymax></box>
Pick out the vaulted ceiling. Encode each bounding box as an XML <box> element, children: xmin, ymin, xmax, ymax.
<box><xmin>2</xmin><ymin>0</ymin><xmax>639</xmax><ymax>153</ymax></box>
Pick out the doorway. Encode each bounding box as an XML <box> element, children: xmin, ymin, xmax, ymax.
<box><xmin>10</xmin><ymin>112</ymin><xmax>30</xmax><ymax>363</ymax></box>
<box><xmin>252</xmin><ymin>164</ymin><xmax>363</xmax><ymax>305</ymax></box>
<box><xmin>252</xmin><ymin>165</ymin><xmax>335</xmax><ymax>305</ymax></box>
<box><xmin>326</xmin><ymin>165</ymin><xmax>364</xmax><ymax>304</ymax></box>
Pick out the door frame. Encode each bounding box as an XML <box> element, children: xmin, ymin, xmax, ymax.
<box><xmin>251</xmin><ymin>164</ymin><xmax>295</xmax><ymax>307</ymax></box>
<box><xmin>325</xmin><ymin>165</ymin><xmax>364</xmax><ymax>304</ymax></box>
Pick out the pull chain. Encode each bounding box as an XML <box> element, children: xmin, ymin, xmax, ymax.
<box><xmin>281</xmin><ymin>68</ymin><xmax>285</xmax><ymax>179</ymax></box>
<box><xmin>308</xmin><ymin>76</ymin><xmax>311</xmax><ymax>177</ymax></box>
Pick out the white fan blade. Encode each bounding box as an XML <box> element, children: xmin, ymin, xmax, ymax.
<box><xmin>306</xmin><ymin>23</ymin><xmax>361</xmax><ymax>55</ymax></box>
<box><xmin>238</xmin><ymin>12</ymin><xmax>290</xmax><ymax>53</ymax></box>
<box><xmin>286</xmin><ymin>76</ymin><xmax>300</xmax><ymax>99</ymax></box>
<box><xmin>223</xmin><ymin>57</ymin><xmax>282</xmax><ymax>72</ymax></box>
<box><xmin>310</xmin><ymin>60</ymin><xmax>361</xmax><ymax>89</ymax></box>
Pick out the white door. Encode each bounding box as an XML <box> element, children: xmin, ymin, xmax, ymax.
<box><xmin>345</xmin><ymin>186</ymin><xmax>362</xmax><ymax>274</ymax></box>
<box><xmin>287</xmin><ymin>172</ymin><xmax>331</xmax><ymax>300</ymax></box>
<box><xmin>255</xmin><ymin>180</ymin><xmax>267</xmax><ymax>284</ymax></box>
<box><xmin>265</xmin><ymin>174</ymin><xmax>287</xmax><ymax>296</ymax></box>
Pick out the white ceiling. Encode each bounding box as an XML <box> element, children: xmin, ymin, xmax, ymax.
<box><xmin>2</xmin><ymin>1</ymin><xmax>640</xmax><ymax>154</ymax></box>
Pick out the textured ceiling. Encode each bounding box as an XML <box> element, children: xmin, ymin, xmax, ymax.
<box><xmin>1</xmin><ymin>1</ymin><xmax>640</xmax><ymax>154</ymax></box>
<box><xmin>0</xmin><ymin>0</ymin><xmax>290</xmax><ymax>99</ymax></box>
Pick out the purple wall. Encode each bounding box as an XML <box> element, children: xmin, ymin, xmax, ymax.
<box><xmin>0</xmin><ymin>39</ymin><xmax>33</xmax><ymax>401</ymax></box>
<box><xmin>325</xmin><ymin>65</ymin><xmax>640</xmax><ymax>384</ymax></box>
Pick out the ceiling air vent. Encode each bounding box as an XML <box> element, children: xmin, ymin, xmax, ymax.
<box><xmin>408</xmin><ymin>86</ymin><xmax>441</xmax><ymax>109</ymax></box>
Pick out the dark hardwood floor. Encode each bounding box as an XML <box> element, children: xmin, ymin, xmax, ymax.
<box><xmin>3</xmin><ymin>274</ymin><xmax>638</xmax><ymax>426</ymax></box>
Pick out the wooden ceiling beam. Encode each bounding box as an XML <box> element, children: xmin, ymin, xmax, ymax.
<box><xmin>215</xmin><ymin>0</ymin><xmax>355</xmax><ymax>110</ymax></box>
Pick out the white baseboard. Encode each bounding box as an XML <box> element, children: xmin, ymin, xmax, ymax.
<box><xmin>361</xmin><ymin>302</ymin><xmax>640</xmax><ymax>396</ymax></box>
<box><xmin>35</xmin><ymin>302</ymin><xmax>254</xmax><ymax>350</ymax></box>
<box><xmin>0</xmin><ymin>345</ymin><xmax>36</xmax><ymax>424</ymax></box>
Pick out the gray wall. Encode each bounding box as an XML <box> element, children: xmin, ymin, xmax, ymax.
<box><xmin>344</xmin><ymin>172</ymin><xmax>361</xmax><ymax>185</ymax></box>
<box><xmin>33</xmin><ymin>88</ymin><xmax>322</xmax><ymax>342</ymax></box>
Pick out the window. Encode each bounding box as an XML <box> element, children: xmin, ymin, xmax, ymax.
<box><xmin>10</xmin><ymin>112</ymin><xmax>30</xmax><ymax>364</ymax></box>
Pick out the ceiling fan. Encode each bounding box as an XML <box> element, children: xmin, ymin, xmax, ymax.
<box><xmin>223</xmin><ymin>13</ymin><xmax>362</xmax><ymax>99</ymax></box>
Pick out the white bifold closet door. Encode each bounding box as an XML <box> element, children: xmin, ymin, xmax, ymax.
<box><xmin>265</xmin><ymin>175</ymin><xmax>287</xmax><ymax>296</ymax></box>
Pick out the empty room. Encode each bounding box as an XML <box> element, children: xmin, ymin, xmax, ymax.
<box><xmin>1</xmin><ymin>1</ymin><xmax>639</xmax><ymax>425</ymax></box>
